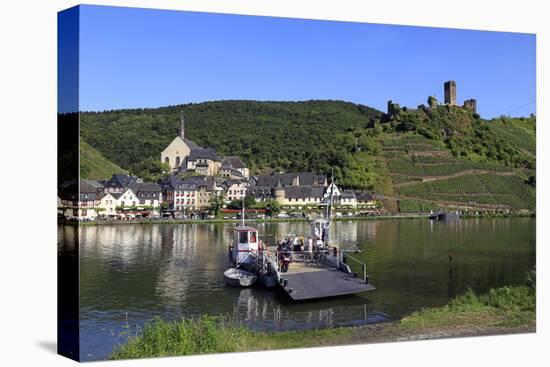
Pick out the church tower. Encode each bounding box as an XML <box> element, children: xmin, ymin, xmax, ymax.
<box><xmin>272</xmin><ymin>179</ymin><xmax>285</xmax><ymax>205</ymax></box>
<box><xmin>179</xmin><ymin>112</ymin><xmax>185</xmax><ymax>140</ymax></box>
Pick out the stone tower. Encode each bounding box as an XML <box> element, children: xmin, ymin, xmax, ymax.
<box><xmin>444</xmin><ymin>80</ymin><xmax>457</xmax><ymax>105</ymax></box>
<box><xmin>179</xmin><ymin>112</ymin><xmax>185</xmax><ymax>140</ymax></box>
<box><xmin>463</xmin><ymin>99</ymin><xmax>477</xmax><ymax>113</ymax></box>
<box><xmin>272</xmin><ymin>179</ymin><xmax>285</xmax><ymax>205</ymax></box>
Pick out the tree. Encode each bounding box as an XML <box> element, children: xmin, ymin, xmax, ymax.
<box><xmin>396</xmin><ymin>114</ymin><xmax>417</xmax><ymax>132</ymax></box>
<box><xmin>208</xmin><ymin>192</ymin><xmax>225</xmax><ymax>216</ymax></box>
<box><xmin>372</xmin><ymin>121</ymin><xmax>383</xmax><ymax>136</ymax></box>
<box><xmin>264</xmin><ymin>199</ymin><xmax>280</xmax><ymax>214</ymax></box>
<box><xmin>427</xmin><ymin>95</ymin><xmax>438</xmax><ymax>108</ymax></box>
<box><xmin>227</xmin><ymin>200</ymin><xmax>242</xmax><ymax>210</ymax></box>
<box><xmin>130</xmin><ymin>157</ymin><xmax>171</xmax><ymax>182</ymax></box>
<box><xmin>244</xmin><ymin>194</ymin><xmax>256</xmax><ymax>209</ymax></box>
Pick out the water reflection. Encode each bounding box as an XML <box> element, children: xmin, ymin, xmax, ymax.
<box><xmin>229</xmin><ymin>288</ymin><xmax>381</xmax><ymax>331</ymax></box>
<box><xmin>61</xmin><ymin>217</ymin><xmax>535</xmax><ymax>360</ymax></box>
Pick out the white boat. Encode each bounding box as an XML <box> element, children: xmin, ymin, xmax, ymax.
<box><xmin>224</xmin><ymin>197</ymin><xmax>266</xmax><ymax>288</ymax></box>
<box><xmin>223</xmin><ymin>268</ymin><xmax>257</xmax><ymax>287</ymax></box>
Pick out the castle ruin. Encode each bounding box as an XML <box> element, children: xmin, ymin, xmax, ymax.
<box><xmin>463</xmin><ymin>98</ymin><xmax>477</xmax><ymax>113</ymax></box>
<box><xmin>383</xmin><ymin>80</ymin><xmax>477</xmax><ymax>121</ymax></box>
<box><xmin>444</xmin><ymin>80</ymin><xmax>457</xmax><ymax>105</ymax></box>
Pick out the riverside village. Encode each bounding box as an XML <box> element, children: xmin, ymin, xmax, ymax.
<box><xmin>60</xmin><ymin>120</ymin><xmax>383</xmax><ymax>222</ymax></box>
<box><xmin>58</xmin><ymin>80</ymin><xmax>530</xmax><ymax>223</ymax></box>
<box><xmin>59</xmin><ymin>114</ymin><xmax>381</xmax><ymax>221</ymax></box>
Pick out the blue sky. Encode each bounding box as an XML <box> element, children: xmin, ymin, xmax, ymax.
<box><xmin>76</xmin><ymin>5</ymin><xmax>536</xmax><ymax>118</ymax></box>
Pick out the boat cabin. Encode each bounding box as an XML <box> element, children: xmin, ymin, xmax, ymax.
<box><xmin>232</xmin><ymin>225</ymin><xmax>259</xmax><ymax>266</ymax></box>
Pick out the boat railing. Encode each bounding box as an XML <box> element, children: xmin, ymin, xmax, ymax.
<box><xmin>274</xmin><ymin>247</ymin><xmax>338</xmax><ymax>267</ymax></box>
<box><xmin>341</xmin><ymin>252</ymin><xmax>369</xmax><ymax>284</ymax></box>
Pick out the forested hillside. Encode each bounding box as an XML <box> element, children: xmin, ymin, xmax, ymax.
<box><xmin>80</xmin><ymin>99</ymin><xmax>536</xmax><ymax>211</ymax></box>
<box><xmin>80</xmin><ymin>100</ymin><xmax>380</xmax><ymax>175</ymax></box>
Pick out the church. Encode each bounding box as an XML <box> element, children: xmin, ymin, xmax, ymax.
<box><xmin>160</xmin><ymin>114</ymin><xmax>202</xmax><ymax>172</ymax></box>
<box><xmin>161</xmin><ymin>114</ymin><xmax>249</xmax><ymax>177</ymax></box>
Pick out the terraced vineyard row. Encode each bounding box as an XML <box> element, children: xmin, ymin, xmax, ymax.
<box><xmin>383</xmin><ymin>134</ymin><xmax>446</xmax><ymax>147</ymax></box>
<box><xmin>489</xmin><ymin>124</ymin><xmax>536</xmax><ymax>155</ymax></box>
<box><xmin>389</xmin><ymin>174</ymin><xmax>421</xmax><ymax>185</ymax></box>
<box><xmin>380</xmin><ymin>132</ymin><xmax>534</xmax><ymax>211</ymax></box>
<box><xmin>388</xmin><ymin>157</ymin><xmax>513</xmax><ymax>178</ymax></box>
<box><xmin>398</xmin><ymin>200</ymin><xmax>441</xmax><ymax>213</ymax></box>
<box><xmin>395</xmin><ymin>174</ymin><xmax>535</xmax><ymax>210</ymax></box>
<box><xmin>410</xmin><ymin>155</ymin><xmax>457</xmax><ymax>164</ymax></box>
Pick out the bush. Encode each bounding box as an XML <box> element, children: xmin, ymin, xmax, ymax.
<box><xmin>111</xmin><ymin>316</ymin><xmax>237</xmax><ymax>359</ymax></box>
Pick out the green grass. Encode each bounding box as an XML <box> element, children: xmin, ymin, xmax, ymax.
<box><xmin>110</xmin><ymin>315</ymin><xmax>353</xmax><ymax>359</ymax></box>
<box><xmin>80</xmin><ymin>140</ymin><xmax>127</xmax><ymax>180</ymax></box>
<box><xmin>401</xmin><ymin>286</ymin><xmax>535</xmax><ymax>330</ymax></box>
<box><xmin>111</xmin><ymin>285</ymin><xmax>535</xmax><ymax>360</ymax></box>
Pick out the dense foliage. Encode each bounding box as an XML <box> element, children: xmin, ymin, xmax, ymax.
<box><xmin>380</xmin><ymin>106</ymin><xmax>536</xmax><ymax>169</ymax></box>
<box><xmin>80</xmin><ymin>100</ymin><xmax>380</xmax><ymax>177</ymax></box>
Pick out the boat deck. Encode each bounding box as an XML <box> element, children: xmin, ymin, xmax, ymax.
<box><xmin>279</xmin><ymin>262</ymin><xmax>375</xmax><ymax>301</ymax></box>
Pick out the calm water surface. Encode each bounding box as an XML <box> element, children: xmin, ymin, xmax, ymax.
<box><xmin>57</xmin><ymin>218</ymin><xmax>535</xmax><ymax>360</ymax></box>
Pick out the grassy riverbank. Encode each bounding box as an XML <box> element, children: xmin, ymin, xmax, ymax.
<box><xmin>110</xmin><ymin>285</ymin><xmax>535</xmax><ymax>360</ymax></box>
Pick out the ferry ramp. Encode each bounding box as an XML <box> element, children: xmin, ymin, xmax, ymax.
<box><xmin>278</xmin><ymin>263</ymin><xmax>375</xmax><ymax>301</ymax></box>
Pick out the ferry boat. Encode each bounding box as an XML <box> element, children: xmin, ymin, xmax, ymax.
<box><xmin>429</xmin><ymin>211</ymin><xmax>461</xmax><ymax>221</ymax></box>
<box><xmin>224</xmin><ymin>205</ymin><xmax>279</xmax><ymax>288</ymax></box>
<box><xmin>223</xmin><ymin>176</ymin><xmax>375</xmax><ymax>300</ymax></box>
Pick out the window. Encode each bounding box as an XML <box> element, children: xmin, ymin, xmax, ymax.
<box><xmin>239</xmin><ymin>231</ymin><xmax>248</xmax><ymax>244</ymax></box>
<box><xmin>175</xmin><ymin>156</ymin><xmax>181</xmax><ymax>168</ymax></box>
<box><xmin>164</xmin><ymin>157</ymin><xmax>169</xmax><ymax>166</ymax></box>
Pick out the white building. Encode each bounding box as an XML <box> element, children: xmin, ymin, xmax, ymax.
<box><xmin>174</xmin><ymin>184</ymin><xmax>197</xmax><ymax>212</ymax></box>
<box><xmin>224</xmin><ymin>180</ymin><xmax>247</xmax><ymax>203</ymax></box>
<box><xmin>112</xmin><ymin>188</ymin><xmax>139</xmax><ymax>208</ymax></box>
<box><xmin>339</xmin><ymin>190</ymin><xmax>357</xmax><ymax>208</ymax></box>
<box><xmin>221</xmin><ymin>156</ymin><xmax>249</xmax><ymax>179</ymax></box>
<box><xmin>160</xmin><ymin>114</ymin><xmax>201</xmax><ymax>171</ymax></box>
<box><xmin>98</xmin><ymin>192</ymin><xmax>118</xmax><ymax>217</ymax></box>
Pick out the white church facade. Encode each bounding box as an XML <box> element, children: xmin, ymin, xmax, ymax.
<box><xmin>160</xmin><ymin>114</ymin><xmax>249</xmax><ymax>178</ymax></box>
<box><xmin>160</xmin><ymin>114</ymin><xmax>201</xmax><ymax>171</ymax></box>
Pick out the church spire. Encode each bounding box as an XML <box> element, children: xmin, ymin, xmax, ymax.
<box><xmin>179</xmin><ymin>111</ymin><xmax>185</xmax><ymax>140</ymax></box>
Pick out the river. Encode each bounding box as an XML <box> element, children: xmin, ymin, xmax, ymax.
<box><xmin>57</xmin><ymin>217</ymin><xmax>535</xmax><ymax>360</ymax></box>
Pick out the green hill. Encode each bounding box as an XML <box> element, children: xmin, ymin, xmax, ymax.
<box><xmin>80</xmin><ymin>140</ymin><xmax>127</xmax><ymax>180</ymax></box>
<box><xmin>80</xmin><ymin>100</ymin><xmax>380</xmax><ymax>174</ymax></box>
<box><xmin>373</xmin><ymin>106</ymin><xmax>536</xmax><ymax>211</ymax></box>
<box><xmin>80</xmin><ymin>100</ymin><xmax>535</xmax><ymax>212</ymax></box>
